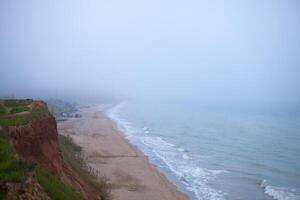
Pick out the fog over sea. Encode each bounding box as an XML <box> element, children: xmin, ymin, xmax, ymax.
<box><xmin>106</xmin><ymin>100</ymin><xmax>300</xmax><ymax>200</ymax></box>
<box><xmin>1</xmin><ymin>1</ymin><xmax>300</xmax><ymax>199</ymax></box>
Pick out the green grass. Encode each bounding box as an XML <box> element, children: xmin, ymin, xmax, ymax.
<box><xmin>9</xmin><ymin>106</ymin><xmax>30</xmax><ymax>114</ymax></box>
<box><xmin>0</xmin><ymin>131</ymin><xmax>84</xmax><ymax>200</ymax></box>
<box><xmin>0</xmin><ymin>105</ymin><xmax>6</xmax><ymax>116</ymax></box>
<box><xmin>4</xmin><ymin>100</ymin><xmax>31</xmax><ymax>107</ymax></box>
<box><xmin>0</xmin><ymin>132</ymin><xmax>32</xmax><ymax>182</ymax></box>
<box><xmin>35</xmin><ymin>167</ymin><xmax>84</xmax><ymax>200</ymax></box>
<box><xmin>31</xmin><ymin>107</ymin><xmax>50</xmax><ymax>118</ymax></box>
<box><xmin>0</xmin><ymin>100</ymin><xmax>50</xmax><ymax>126</ymax></box>
<box><xmin>0</xmin><ymin>106</ymin><xmax>49</xmax><ymax>126</ymax></box>
<box><xmin>0</xmin><ymin>114</ymin><xmax>33</xmax><ymax>126</ymax></box>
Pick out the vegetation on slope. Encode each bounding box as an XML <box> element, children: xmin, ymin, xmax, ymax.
<box><xmin>59</xmin><ymin>134</ymin><xmax>111</xmax><ymax>200</ymax></box>
<box><xmin>35</xmin><ymin>167</ymin><xmax>84</xmax><ymax>200</ymax></box>
<box><xmin>0</xmin><ymin>99</ymin><xmax>111</xmax><ymax>200</ymax></box>
<box><xmin>0</xmin><ymin>130</ymin><xmax>85</xmax><ymax>200</ymax></box>
<box><xmin>59</xmin><ymin>134</ymin><xmax>82</xmax><ymax>153</ymax></box>
<box><xmin>0</xmin><ymin>132</ymin><xmax>31</xmax><ymax>182</ymax></box>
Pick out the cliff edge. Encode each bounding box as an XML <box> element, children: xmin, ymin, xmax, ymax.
<box><xmin>0</xmin><ymin>99</ymin><xmax>105</xmax><ymax>200</ymax></box>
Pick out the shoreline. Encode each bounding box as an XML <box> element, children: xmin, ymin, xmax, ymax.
<box><xmin>57</xmin><ymin>105</ymin><xmax>189</xmax><ymax>200</ymax></box>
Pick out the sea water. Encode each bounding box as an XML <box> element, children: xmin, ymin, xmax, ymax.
<box><xmin>106</xmin><ymin>100</ymin><xmax>300</xmax><ymax>200</ymax></box>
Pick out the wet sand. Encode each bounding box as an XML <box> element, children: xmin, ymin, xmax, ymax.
<box><xmin>58</xmin><ymin>105</ymin><xmax>189</xmax><ymax>200</ymax></box>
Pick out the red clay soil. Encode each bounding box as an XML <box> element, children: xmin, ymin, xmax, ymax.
<box><xmin>3</xmin><ymin>101</ymin><xmax>99</xmax><ymax>200</ymax></box>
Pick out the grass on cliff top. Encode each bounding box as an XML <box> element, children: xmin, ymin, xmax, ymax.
<box><xmin>59</xmin><ymin>134</ymin><xmax>111</xmax><ymax>200</ymax></box>
<box><xmin>0</xmin><ymin>105</ymin><xmax>49</xmax><ymax>126</ymax></box>
<box><xmin>0</xmin><ymin>114</ymin><xmax>32</xmax><ymax>126</ymax></box>
<box><xmin>35</xmin><ymin>167</ymin><xmax>84</xmax><ymax>200</ymax></box>
<box><xmin>9</xmin><ymin>105</ymin><xmax>30</xmax><ymax>114</ymax></box>
<box><xmin>0</xmin><ymin>131</ymin><xmax>32</xmax><ymax>182</ymax></box>
<box><xmin>4</xmin><ymin>100</ymin><xmax>32</xmax><ymax>107</ymax></box>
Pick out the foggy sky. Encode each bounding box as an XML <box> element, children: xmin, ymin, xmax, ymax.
<box><xmin>1</xmin><ymin>0</ymin><xmax>300</xmax><ymax>105</ymax></box>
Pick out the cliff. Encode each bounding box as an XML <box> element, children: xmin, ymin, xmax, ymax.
<box><xmin>0</xmin><ymin>100</ymin><xmax>101</xmax><ymax>200</ymax></box>
<box><xmin>7</xmin><ymin>113</ymin><xmax>62</xmax><ymax>176</ymax></box>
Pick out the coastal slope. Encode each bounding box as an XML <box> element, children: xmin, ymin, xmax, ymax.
<box><xmin>0</xmin><ymin>100</ymin><xmax>106</xmax><ymax>200</ymax></box>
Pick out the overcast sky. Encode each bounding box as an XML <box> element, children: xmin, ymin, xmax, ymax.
<box><xmin>0</xmin><ymin>0</ymin><xmax>299</xmax><ymax>105</ymax></box>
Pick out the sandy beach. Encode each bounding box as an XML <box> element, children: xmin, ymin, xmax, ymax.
<box><xmin>57</xmin><ymin>105</ymin><xmax>189</xmax><ymax>200</ymax></box>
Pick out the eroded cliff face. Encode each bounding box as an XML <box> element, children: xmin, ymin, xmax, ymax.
<box><xmin>7</xmin><ymin>115</ymin><xmax>63</xmax><ymax>176</ymax></box>
<box><xmin>2</xmin><ymin>101</ymin><xmax>99</xmax><ymax>200</ymax></box>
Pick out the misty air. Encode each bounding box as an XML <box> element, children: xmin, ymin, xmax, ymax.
<box><xmin>0</xmin><ymin>1</ymin><xmax>299</xmax><ymax>200</ymax></box>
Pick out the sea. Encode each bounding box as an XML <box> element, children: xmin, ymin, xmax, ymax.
<box><xmin>105</xmin><ymin>100</ymin><xmax>300</xmax><ymax>200</ymax></box>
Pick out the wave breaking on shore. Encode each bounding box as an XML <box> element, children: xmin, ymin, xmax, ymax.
<box><xmin>261</xmin><ymin>180</ymin><xmax>300</xmax><ymax>200</ymax></box>
<box><xmin>106</xmin><ymin>103</ymin><xmax>226</xmax><ymax>200</ymax></box>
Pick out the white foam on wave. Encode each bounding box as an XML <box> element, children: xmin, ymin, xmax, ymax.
<box><xmin>106</xmin><ymin>103</ymin><xmax>226</xmax><ymax>200</ymax></box>
<box><xmin>261</xmin><ymin>180</ymin><xmax>300</xmax><ymax>200</ymax></box>
<box><xmin>107</xmin><ymin>103</ymin><xmax>300</xmax><ymax>200</ymax></box>
<box><xmin>183</xmin><ymin>153</ymin><xmax>190</xmax><ymax>160</ymax></box>
<box><xmin>141</xmin><ymin>135</ymin><xmax>227</xmax><ymax>200</ymax></box>
<box><xmin>106</xmin><ymin>103</ymin><xmax>135</xmax><ymax>139</ymax></box>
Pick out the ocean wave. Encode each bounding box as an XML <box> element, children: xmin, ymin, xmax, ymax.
<box><xmin>141</xmin><ymin>136</ymin><xmax>226</xmax><ymax>200</ymax></box>
<box><xmin>261</xmin><ymin>180</ymin><xmax>300</xmax><ymax>200</ymax></box>
<box><xmin>106</xmin><ymin>103</ymin><xmax>226</xmax><ymax>200</ymax></box>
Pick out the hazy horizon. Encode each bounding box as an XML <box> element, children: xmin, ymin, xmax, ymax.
<box><xmin>1</xmin><ymin>0</ymin><xmax>300</xmax><ymax>108</ymax></box>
